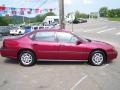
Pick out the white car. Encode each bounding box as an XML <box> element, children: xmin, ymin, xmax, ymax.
<box><xmin>31</xmin><ymin>26</ymin><xmax>44</xmax><ymax>31</ymax></box>
<box><xmin>43</xmin><ymin>25</ymin><xmax>54</xmax><ymax>29</ymax></box>
<box><xmin>10</xmin><ymin>27</ymin><xmax>25</xmax><ymax>35</ymax></box>
<box><xmin>31</xmin><ymin>25</ymin><xmax>54</xmax><ymax>31</ymax></box>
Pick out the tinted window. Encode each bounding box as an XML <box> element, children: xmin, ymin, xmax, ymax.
<box><xmin>57</xmin><ymin>32</ymin><xmax>78</xmax><ymax>43</ymax></box>
<box><xmin>35</xmin><ymin>32</ymin><xmax>55</xmax><ymax>42</ymax></box>
<box><xmin>34</xmin><ymin>27</ymin><xmax>38</xmax><ymax>30</ymax></box>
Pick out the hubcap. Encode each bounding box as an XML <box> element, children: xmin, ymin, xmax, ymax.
<box><xmin>92</xmin><ymin>53</ymin><xmax>104</xmax><ymax>65</ymax></box>
<box><xmin>21</xmin><ymin>53</ymin><xmax>33</xmax><ymax>65</ymax></box>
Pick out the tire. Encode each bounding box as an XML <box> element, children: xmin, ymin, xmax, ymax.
<box><xmin>19</xmin><ymin>31</ymin><xmax>21</xmax><ymax>35</ymax></box>
<box><xmin>18</xmin><ymin>51</ymin><xmax>36</xmax><ymax>66</ymax></box>
<box><xmin>89</xmin><ymin>50</ymin><xmax>106</xmax><ymax>66</ymax></box>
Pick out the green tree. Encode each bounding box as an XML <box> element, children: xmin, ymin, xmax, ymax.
<box><xmin>35</xmin><ymin>12</ymin><xmax>56</xmax><ymax>22</ymax></box>
<box><xmin>35</xmin><ymin>14</ymin><xmax>46</xmax><ymax>22</ymax></box>
<box><xmin>0</xmin><ymin>16</ymin><xmax>9</xmax><ymax>26</ymax></box>
<box><xmin>75</xmin><ymin>11</ymin><xmax>89</xmax><ymax>19</ymax></box>
<box><xmin>75</xmin><ymin>11</ymin><xmax>80</xmax><ymax>19</ymax></box>
<box><xmin>99</xmin><ymin>7</ymin><xmax>108</xmax><ymax>17</ymax></box>
<box><xmin>45</xmin><ymin>12</ymin><xmax>56</xmax><ymax>16</ymax></box>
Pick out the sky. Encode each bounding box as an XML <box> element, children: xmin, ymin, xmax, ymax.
<box><xmin>0</xmin><ymin>0</ymin><xmax>120</xmax><ymax>16</ymax></box>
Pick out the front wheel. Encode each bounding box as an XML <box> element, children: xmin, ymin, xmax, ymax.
<box><xmin>18</xmin><ymin>51</ymin><xmax>36</xmax><ymax>66</ymax></box>
<box><xmin>89</xmin><ymin>51</ymin><xmax>106</xmax><ymax>66</ymax></box>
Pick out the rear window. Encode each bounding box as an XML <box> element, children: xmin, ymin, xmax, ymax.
<box><xmin>35</xmin><ymin>32</ymin><xmax>55</xmax><ymax>42</ymax></box>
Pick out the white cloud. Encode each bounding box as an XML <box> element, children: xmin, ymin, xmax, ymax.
<box><xmin>64</xmin><ymin>0</ymin><xmax>72</xmax><ymax>5</ymax></box>
<box><xmin>82</xmin><ymin>0</ymin><xmax>93</xmax><ymax>4</ymax></box>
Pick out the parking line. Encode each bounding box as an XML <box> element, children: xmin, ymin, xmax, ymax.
<box><xmin>70</xmin><ymin>75</ymin><xmax>88</xmax><ymax>90</ymax></box>
<box><xmin>100</xmin><ymin>64</ymin><xmax>109</xmax><ymax>70</ymax></box>
<box><xmin>97</xmin><ymin>28</ymin><xmax>116</xmax><ymax>34</ymax></box>
<box><xmin>84</xmin><ymin>26</ymin><xmax>108</xmax><ymax>32</ymax></box>
<box><xmin>116</xmin><ymin>32</ymin><xmax>120</xmax><ymax>35</ymax></box>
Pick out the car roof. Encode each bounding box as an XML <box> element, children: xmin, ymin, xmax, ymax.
<box><xmin>32</xmin><ymin>29</ymin><xmax>71</xmax><ymax>33</ymax></box>
<box><xmin>23</xmin><ymin>29</ymin><xmax>73</xmax><ymax>37</ymax></box>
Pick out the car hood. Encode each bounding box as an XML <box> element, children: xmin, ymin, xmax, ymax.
<box><xmin>85</xmin><ymin>39</ymin><xmax>114</xmax><ymax>49</ymax></box>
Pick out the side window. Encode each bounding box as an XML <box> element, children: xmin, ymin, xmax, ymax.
<box><xmin>29</xmin><ymin>33</ymin><xmax>35</xmax><ymax>40</ymax></box>
<box><xmin>70</xmin><ymin>36</ymin><xmax>78</xmax><ymax>43</ymax></box>
<box><xmin>35</xmin><ymin>32</ymin><xmax>55</xmax><ymax>42</ymax></box>
<box><xmin>34</xmin><ymin>27</ymin><xmax>38</xmax><ymax>30</ymax></box>
<box><xmin>57</xmin><ymin>32</ymin><xmax>78</xmax><ymax>43</ymax></box>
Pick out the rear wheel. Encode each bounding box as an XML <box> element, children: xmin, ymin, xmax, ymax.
<box><xmin>18</xmin><ymin>51</ymin><xmax>36</xmax><ymax>66</ymax></box>
<box><xmin>89</xmin><ymin>50</ymin><xmax>106</xmax><ymax>66</ymax></box>
<box><xmin>19</xmin><ymin>31</ymin><xmax>22</xmax><ymax>35</ymax></box>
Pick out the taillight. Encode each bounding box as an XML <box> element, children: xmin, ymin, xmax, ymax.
<box><xmin>3</xmin><ymin>41</ymin><xmax>6</xmax><ymax>48</ymax></box>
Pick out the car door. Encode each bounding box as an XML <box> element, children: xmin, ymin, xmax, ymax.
<box><xmin>32</xmin><ymin>31</ymin><xmax>60</xmax><ymax>59</ymax></box>
<box><xmin>56</xmin><ymin>32</ymin><xmax>84</xmax><ymax>60</ymax></box>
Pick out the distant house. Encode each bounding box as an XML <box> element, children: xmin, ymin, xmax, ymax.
<box><xmin>43</xmin><ymin>16</ymin><xmax>59</xmax><ymax>25</ymax></box>
<box><xmin>65</xmin><ymin>12</ymin><xmax>75</xmax><ymax>23</ymax></box>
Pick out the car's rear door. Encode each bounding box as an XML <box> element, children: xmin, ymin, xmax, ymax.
<box><xmin>32</xmin><ymin>31</ymin><xmax>60</xmax><ymax>59</ymax></box>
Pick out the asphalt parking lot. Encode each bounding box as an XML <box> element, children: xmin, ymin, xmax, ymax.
<box><xmin>0</xmin><ymin>19</ymin><xmax>120</xmax><ymax>90</ymax></box>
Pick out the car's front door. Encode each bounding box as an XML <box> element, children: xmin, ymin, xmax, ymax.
<box><xmin>56</xmin><ymin>32</ymin><xmax>84</xmax><ymax>60</ymax></box>
<box><xmin>32</xmin><ymin>31</ymin><xmax>60</xmax><ymax>59</ymax></box>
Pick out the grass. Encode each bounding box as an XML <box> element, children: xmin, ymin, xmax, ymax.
<box><xmin>108</xmin><ymin>17</ymin><xmax>120</xmax><ymax>21</ymax></box>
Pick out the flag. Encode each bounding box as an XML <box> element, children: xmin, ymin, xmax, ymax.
<box><xmin>11</xmin><ymin>7</ymin><xmax>16</xmax><ymax>11</ymax></box>
<box><xmin>27</xmin><ymin>11</ymin><xmax>31</xmax><ymax>14</ymax></box>
<box><xmin>0</xmin><ymin>6</ymin><xmax>5</xmax><ymax>11</ymax></box>
<box><xmin>35</xmin><ymin>9</ymin><xmax>39</xmax><ymax>13</ymax></box>
<box><xmin>20</xmin><ymin>8</ymin><xmax>26</xmax><ymax>11</ymax></box>
<box><xmin>20</xmin><ymin>11</ymin><xmax>24</xmax><ymax>15</ymax></box>
<box><xmin>12</xmin><ymin>11</ymin><xmax>17</xmax><ymax>15</ymax></box>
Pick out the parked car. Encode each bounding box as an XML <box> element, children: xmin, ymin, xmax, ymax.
<box><xmin>0</xmin><ymin>26</ymin><xmax>10</xmax><ymax>36</ymax></box>
<box><xmin>72</xmin><ymin>19</ymin><xmax>87</xmax><ymax>24</ymax></box>
<box><xmin>31</xmin><ymin>25</ymin><xmax>54</xmax><ymax>31</ymax></box>
<box><xmin>43</xmin><ymin>24</ymin><xmax>54</xmax><ymax>29</ymax></box>
<box><xmin>72</xmin><ymin>19</ymin><xmax>80</xmax><ymax>24</ymax></box>
<box><xmin>79</xmin><ymin>19</ymin><xmax>87</xmax><ymax>23</ymax></box>
<box><xmin>0</xmin><ymin>30</ymin><xmax>117</xmax><ymax>66</ymax></box>
<box><xmin>31</xmin><ymin>26</ymin><xmax>44</xmax><ymax>31</ymax></box>
<box><xmin>10</xmin><ymin>27</ymin><xmax>25</xmax><ymax>35</ymax></box>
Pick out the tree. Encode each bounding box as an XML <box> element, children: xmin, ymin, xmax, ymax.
<box><xmin>99</xmin><ymin>7</ymin><xmax>108</xmax><ymax>17</ymax></box>
<box><xmin>35</xmin><ymin>12</ymin><xmax>56</xmax><ymax>22</ymax></box>
<box><xmin>0</xmin><ymin>16</ymin><xmax>9</xmax><ymax>26</ymax></box>
<box><xmin>35</xmin><ymin>14</ymin><xmax>46</xmax><ymax>22</ymax></box>
<box><xmin>45</xmin><ymin>12</ymin><xmax>56</xmax><ymax>16</ymax></box>
<box><xmin>75</xmin><ymin>11</ymin><xmax>89</xmax><ymax>19</ymax></box>
<box><xmin>75</xmin><ymin>11</ymin><xmax>80</xmax><ymax>19</ymax></box>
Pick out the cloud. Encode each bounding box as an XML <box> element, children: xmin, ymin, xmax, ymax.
<box><xmin>64</xmin><ymin>0</ymin><xmax>72</xmax><ymax>5</ymax></box>
<box><xmin>82</xmin><ymin>0</ymin><xmax>93</xmax><ymax>4</ymax></box>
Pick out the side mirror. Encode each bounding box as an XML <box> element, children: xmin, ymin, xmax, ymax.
<box><xmin>76</xmin><ymin>41</ymin><xmax>81</xmax><ymax>45</ymax></box>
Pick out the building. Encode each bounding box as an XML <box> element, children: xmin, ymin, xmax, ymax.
<box><xmin>43</xmin><ymin>16</ymin><xmax>59</xmax><ymax>25</ymax></box>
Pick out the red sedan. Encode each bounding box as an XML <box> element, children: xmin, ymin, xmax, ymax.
<box><xmin>0</xmin><ymin>30</ymin><xmax>118</xmax><ymax>66</ymax></box>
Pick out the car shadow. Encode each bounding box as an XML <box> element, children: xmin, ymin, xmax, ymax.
<box><xmin>4</xmin><ymin>58</ymin><xmax>88</xmax><ymax>66</ymax></box>
<box><xmin>4</xmin><ymin>58</ymin><xmax>19</xmax><ymax>64</ymax></box>
<box><xmin>36</xmin><ymin>61</ymin><xmax>88</xmax><ymax>66</ymax></box>
<box><xmin>4</xmin><ymin>58</ymin><xmax>114</xmax><ymax>66</ymax></box>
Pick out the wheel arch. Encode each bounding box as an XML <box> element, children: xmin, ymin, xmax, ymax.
<box><xmin>17</xmin><ymin>48</ymin><xmax>36</xmax><ymax>60</ymax></box>
<box><xmin>89</xmin><ymin>48</ymin><xmax>107</xmax><ymax>61</ymax></box>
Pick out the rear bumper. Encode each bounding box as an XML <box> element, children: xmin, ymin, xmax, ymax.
<box><xmin>0</xmin><ymin>47</ymin><xmax>17</xmax><ymax>59</ymax></box>
<box><xmin>10</xmin><ymin>32</ymin><xmax>18</xmax><ymax>35</ymax></box>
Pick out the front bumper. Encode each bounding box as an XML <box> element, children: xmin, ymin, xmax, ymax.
<box><xmin>107</xmin><ymin>49</ymin><xmax>118</xmax><ymax>61</ymax></box>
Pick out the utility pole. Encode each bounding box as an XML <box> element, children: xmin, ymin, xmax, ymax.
<box><xmin>59</xmin><ymin>0</ymin><xmax>65</xmax><ymax>29</ymax></box>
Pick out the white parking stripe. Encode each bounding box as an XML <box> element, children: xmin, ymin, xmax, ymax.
<box><xmin>84</xmin><ymin>26</ymin><xmax>108</xmax><ymax>32</ymax></box>
<box><xmin>70</xmin><ymin>75</ymin><xmax>88</xmax><ymax>90</ymax></box>
<box><xmin>97</xmin><ymin>28</ymin><xmax>116</xmax><ymax>34</ymax></box>
<box><xmin>100</xmin><ymin>64</ymin><xmax>109</xmax><ymax>70</ymax></box>
<box><xmin>116</xmin><ymin>32</ymin><xmax>120</xmax><ymax>35</ymax></box>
